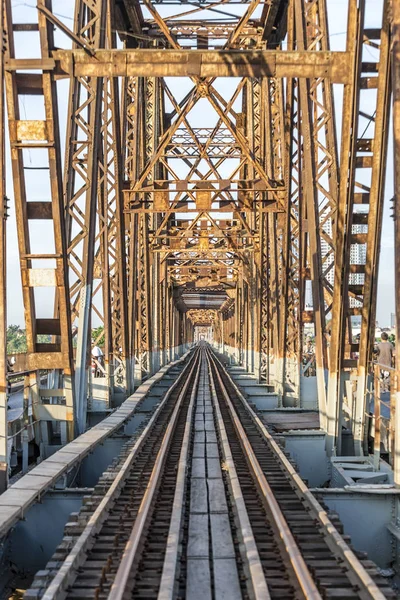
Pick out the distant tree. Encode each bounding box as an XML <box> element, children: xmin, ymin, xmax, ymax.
<box><xmin>7</xmin><ymin>325</ymin><xmax>27</xmax><ymax>353</ymax></box>
<box><xmin>91</xmin><ymin>325</ymin><xmax>105</xmax><ymax>347</ymax></box>
<box><xmin>7</xmin><ymin>325</ymin><xmax>51</xmax><ymax>354</ymax></box>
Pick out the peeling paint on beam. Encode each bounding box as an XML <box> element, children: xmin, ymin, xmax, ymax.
<box><xmin>47</xmin><ymin>50</ymin><xmax>351</xmax><ymax>82</ymax></box>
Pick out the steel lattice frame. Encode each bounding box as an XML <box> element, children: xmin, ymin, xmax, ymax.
<box><xmin>4</xmin><ymin>0</ymin><xmax>75</xmax><ymax>447</ymax></box>
<box><xmin>1</xmin><ymin>0</ymin><xmax>395</xmax><ymax>466</ymax></box>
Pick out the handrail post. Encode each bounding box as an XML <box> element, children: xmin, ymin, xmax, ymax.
<box><xmin>373</xmin><ymin>364</ymin><xmax>381</xmax><ymax>471</ymax></box>
<box><xmin>393</xmin><ymin>0</ymin><xmax>400</xmax><ymax>486</ymax></box>
<box><xmin>0</xmin><ymin>0</ymin><xmax>6</xmax><ymax>494</ymax></box>
<box><xmin>394</xmin><ymin>372</ymin><xmax>400</xmax><ymax>486</ymax></box>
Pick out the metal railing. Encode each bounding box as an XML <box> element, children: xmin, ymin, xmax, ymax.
<box><xmin>372</xmin><ymin>362</ymin><xmax>396</xmax><ymax>471</ymax></box>
<box><xmin>6</xmin><ymin>369</ymin><xmax>50</xmax><ymax>475</ymax></box>
<box><xmin>302</xmin><ymin>351</ymin><xmax>316</xmax><ymax>376</ymax></box>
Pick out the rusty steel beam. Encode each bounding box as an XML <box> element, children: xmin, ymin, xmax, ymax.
<box><xmin>278</xmin><ymin>0</ymin><xmax>303</xmax><ymax>403</ymax></box>
<box><xmin>63</xmin><ymin>0</ymin><xmax>106</xmax><ymax>433</ymax></box>
<box><xmin>294</xmin><ymin>0</ymin><xmax>327</xmax><ymax>427</ymax></box>
<box><xmin>392</xmin><ymin>0</ymin><xmax>400</xmax><ymax>485</ymax></box>
<box><xmin>0</xmin><ymin>0</ymin><xmax>6</xmax><ymax>493</ymax></box>
<box><xmin>352</xmin><ymin>4</ymin><xmax>391</xmax><ymax>455</ymax></box>
<box><xmin>121</xmin><ymin>74</ymin><xmax>139</xmax><ymax>386</ymax></box>
<box><xmin>260</xmin><ymin>77</ymin><xmax>285</xmax><ymax>385</ymax></box>
<box><xmin>326</xmin><ymin>0</ymin><xmax>391</xmax><ymax>456</ymax></box>
<box><xmin>326</xmin><ymin>0</ymin><xmax>361</xmax><ymax>456</ymax></box>
<box><xmin>97</xmin><ymin>3</ymin><xmax>131</xmax><ymax>397</ymax></box>
<box><xmin>28</xmin><ymin>49</ymin><xmax>354</xmax><ymax>81</ymax></box>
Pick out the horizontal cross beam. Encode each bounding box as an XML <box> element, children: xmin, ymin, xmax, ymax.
<box><xmin>6</xmin><ymin>50</ymin><xmax>351</xmax><ymax>82</ymax></box>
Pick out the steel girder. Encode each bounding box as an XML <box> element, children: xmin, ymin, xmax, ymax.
<box><xmin>64</xmin><ymin>0</ymin><xmax>131</xmax><ymax>429</ymax></box>
<box><xmin>95</xmin><ymin>3</ymin><xmax>130</xmax><ymax>400</ymax></box>
<box><xmin>0</xmin><ymin>0</ymin><xmax>6</xmax><ymax>492</ymax></box>
<box><xmin>392</xmin><ymin>0</ymin><xmax>400</xmax><ymax>484</ymax></box>
<box><xmin>63</xmin><ymin>0</ymin><xmax>106</xmax><ymax>432</ymax></box>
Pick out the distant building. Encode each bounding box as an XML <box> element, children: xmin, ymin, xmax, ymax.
<box><xmin>349</xmin><ymin>220</ymin><xmax>367</xmax><ymax>308</ymax></box>
<box><xmin>391</xmin><ymin>313</ymin><xmax>396</xmax><ymax>328</ymax></box>
<box><xmin>349</xmin><ymin>223</ymin><xmax>367</xmax><ymax>281</ymax></box>
<box><xmin>320</xmin><ymin>216</ymin><xmax>334</xmax><ymax>286</ymax></box>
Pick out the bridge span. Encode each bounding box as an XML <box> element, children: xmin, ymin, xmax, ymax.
<box><xmin>1</xmin><ymin>0</ymin><xmax>400</xmax><ymax>596</ymax></box>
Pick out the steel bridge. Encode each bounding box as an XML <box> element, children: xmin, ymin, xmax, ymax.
<box><xmin>0</xmin><ymin>0</ymin><xmax>400</xmax><ymax>597</ymax></box>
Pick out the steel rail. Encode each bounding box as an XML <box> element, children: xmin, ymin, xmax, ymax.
<box><xmin>157</xmin><ymin>355</ymin><xmax>201</xmax><ymax>599</ymax></box>
<box><xmin>40</xmin><ymin>348</ymin><xmax>200</xmax><ymax>600</ymax></box>
<box><xmin>206</xmin><ymin>347</ymin><xmax>322</xmax><ymax>600</ymax></box>
<box><xmin>205</xmin><ymin>350</ymin><xmax>271</xmax><ymax>600</ymax></box>
<box><xmin>109</xmin><ymin>348</ymin><xmax>201</xmax><ymax>599</ymax></box>
<box><xmin>209</xmin><ymin>348</ymin><xmax>387</xmax><ymax>600</ymax></box>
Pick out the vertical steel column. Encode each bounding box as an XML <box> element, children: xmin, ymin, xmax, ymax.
<box><xmin>238</xmin><ymin>277</ymin><xmax>244</xmax><ymax>365</ymax></box>
<box><xmin>260</xmin><ymin>77</ymin><xmax>272</xmax><ymax>383</ymax></box>
<box><xmin>148</xmin><ymin>78</ymin><xmax>164</xmax><ymax>373</ymax></box>
<box><xmin>294</xmin><ymin>0</ymin><xmax>328</xmax><ymax>427</ymax></box>
<box><xmin>242</xmin><ymin>80</ymin><xmax>256</xmax><ymax>374</ymax></box>
<box><xmin>326</xmin><ymin>0</ymin><xmax>360</xmax><ymax>455</ymax></box>
<box><xmin>252</xmin><ymin>80</ymin><xmax>261</xmax><ymax>376</ymax></box>
<box><xmin>352</xmin><ymin>2</ymin><xmax>391</xmax><ymax>454</ymax></box>
<box><xmin>0</xmin><ymin>0</ymin><xmax>6</xmax><ymax>492</ymax></box>
<box><xmin>122</xmin><ymin>74</ymin><xmax>139</xmax><ymax>387</ymax></box>
<box><xmin>327</xmin><ymin>0</ymin><xmax>391</xmax><ymax>455</ymax></box>
<box><xmin>262</xmin><ymin>77</ymin><xmax>284</xmax><ymax>386</ymax></box>
<box><xmin>392</xmin><ymin>0</ymin><xmax>400</xmax><ymax>485</ymax></box>
<box><xmin>259</xmin><ymin>209</ymin><xmax>270</xmax><ymax>382</ymax></box>
<box><xmin>303</xmin><ymin>0</ymin><xmax>340</xmax><ymax>335</ymax></box>
<box><xmin>64</xmin><ymin>0</ymin><xmax>106</xmax><ymax>432</ymax></box>
<box><xmin>98</xmin><ymin>1</ymin><xmax>130</xmax><ymax>396</ymax></box>
<box><xmin>131</xmin><ymin>77</ymin><xmax>152</xmax><ymax>379</ymax></box>
<box><xmin>279</xmin><ymin>1</ymin><xmax>303</xmax><ymax>404</ymax></box>
<box><xmin>138</xmin><ymin>210</ymin><xmax>152</xmax><ymax>376</ymax></box>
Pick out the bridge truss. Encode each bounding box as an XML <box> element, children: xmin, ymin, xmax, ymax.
<box><xmin>0</xmin><ymin>0</ymin><xmax>399</xmax><ymax>491</ymax></box>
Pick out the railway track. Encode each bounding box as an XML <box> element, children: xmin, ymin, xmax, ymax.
<box><xmin>25</xmin><ymin>344</ymin><xmax>395</xmax><ymax>600</ymax></box>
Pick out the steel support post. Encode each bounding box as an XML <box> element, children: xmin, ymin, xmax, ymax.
<box><xmin>279</xmin><ymin>2</ymin><xmax>303</xmax><ymax>405</ymax></box>
<box><xmin>132</xmin><ymin>78</ymin><xmax>152</xmax><ymax>379</ymax></box>
<box><xmin>294</xmin><ymin>0</ymin><xmax>328</xmax><ymax>428</ymax></box>
<box><xmin>262</xmin><ymin>77</ymin><xmax>284</xmax><ymax>387</ymax></box>
<box><xmin>352</xmin><ymin>1</ymin><xmax>391</xmax><ymax>454</ymax></box>
<box><xmin>326</xmin><ymin>0</ymin><xmax>360</xmax><ymax>456</ymax></box>
<box><xmin>246</xmin><ymin>79</ymin><xmax>259</xmax><ymax>377</ymax></box>
<box><xmin>122</xmin><ymin>74</ymin><xmax>139</xmax><ymax>387</ymax></box>
<box><xmin>164</xmin><ymin>280</ymin><xmax>171</xmax><ymax>364</ymax></box>
<box><xmin>392</xmin><ymin>0</ymin><xmax>400</xmax><ymax>485</ymax></box>
<box><xmin>327</xmin><ymin>0</ymin><xmax>391</xmax><ymax>455</ymax></box>
<box><xmin>238</xmin><ymin>278</ymin><xmax>244</xmax><ymax>366</ymax></box>
<box><xmin>148</xmin><ymin>78</ymin><xmax>164</xmax><ymax>373</ymax></box>
<box><xmin>64</xmin><ymin>0</ymin><xmax>106</xmax><ymax>432</ymax></box>
<box><xmin>303</xmin><ymin>0</ymin><xmax>340</xmax><ymax>424</ymax></box>
<box><xmin>0</xmin><ymin>0</ymin><xmax>6</xmax><ymax>492</ymax></box>
<box><xmin>303</xmin><ymin>0</ymin><xmax>340</xmax><ymax>330</ymax></box>
<box><xmin>97</xmin><ymin>2</ymin><xmax>130</xmax><ymax>397</ymax></box>
<box><xmin>260</xmin><ymin>78</ymin><xmax>272</xmax><ymax>384</ymax></box>
<box><xmin>259</xmin><ymin>211</ymin><xmax>270</xmax><ymax>382</ymax></box>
